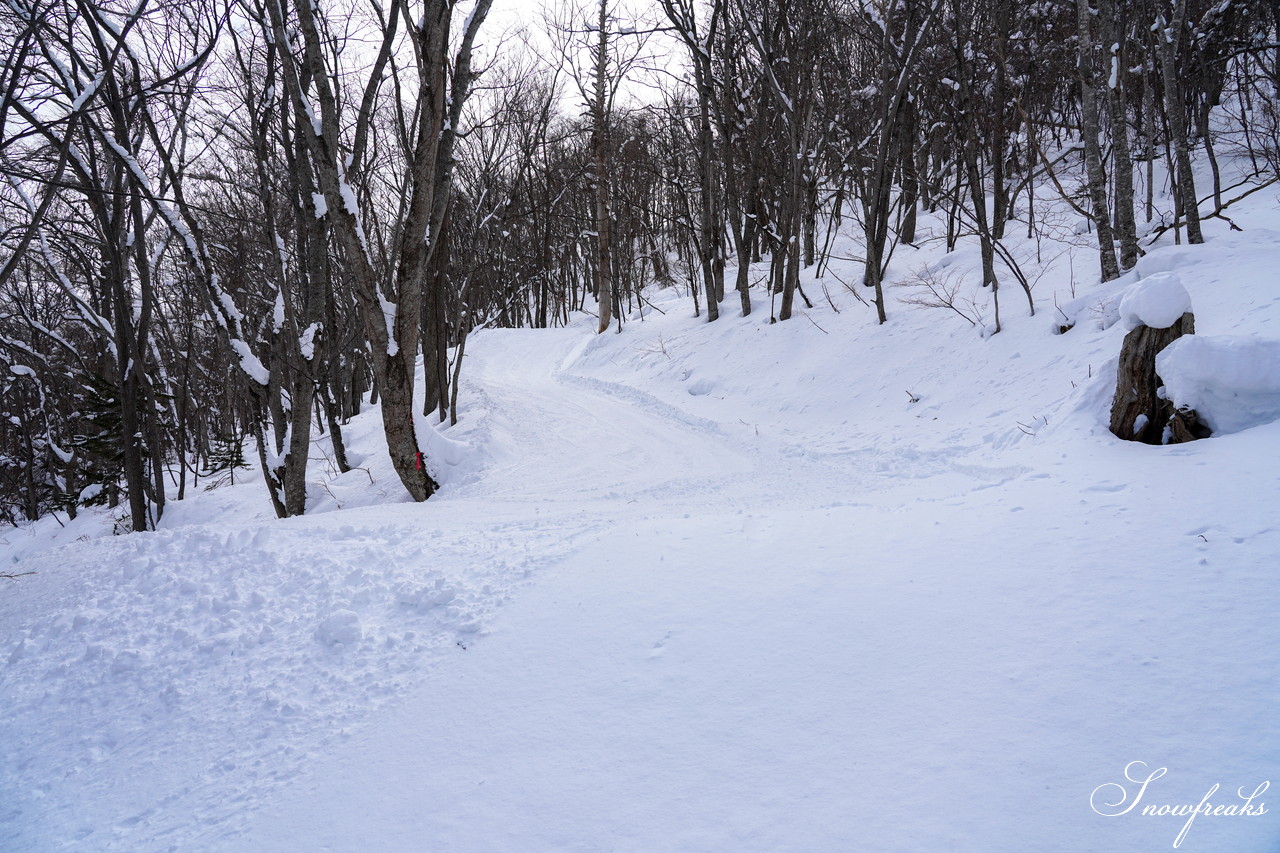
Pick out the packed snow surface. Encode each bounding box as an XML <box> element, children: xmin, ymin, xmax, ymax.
<box><xmin>4</xmin><ymin>183</ymin><xmax>1280</xmax><ymax>853</ymax></box>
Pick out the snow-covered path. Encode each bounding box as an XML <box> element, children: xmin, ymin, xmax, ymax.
<box><xmin>453</xmin><ymin>328</ymin><xmax>755</xmax><ymax>506</ymax></box>
<box><xmin>231</xmin><ymin>324</ymin><xmax>1278</xmax><ymax>852</ymax></box>
<box><xmin>4</xmin><ymin>278</ymin><xmax>1279</xmax><ymax>851</ymax></box>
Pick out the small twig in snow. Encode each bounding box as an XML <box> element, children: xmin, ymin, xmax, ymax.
<box><xmin>801</xmin><ymin>312</ymin><xmax>829</xmax><ymax>334</ymax></box>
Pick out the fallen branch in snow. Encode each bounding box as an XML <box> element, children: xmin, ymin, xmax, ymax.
<box><xmin>1146</xmin><ymin>176</ymin><xmax>1279</xmax><ymax>245</ymax></box>
<box><xmin>636</xmin><ymin>292</ymin><xmax>668</xmax><ymax>315</ymax></box>
<box><xmin>314</xmin><ymin>479</ymin><xmax>344</xmax><ymax>509</ymax></box>
<box><xmin>1</xmin><ymin>571</ymin><xmax>36</xmax><ymax>580</ymax></box>
<box><xmin>896</xmin><ymin>264</ymin><xmax>983</xmax><ymax>326</ymax></box>
<box><xmin>638</xmin><ymin>335</ymin><xmax>672</xmax><ymax>360</ymax></box>
<box><xmin>827</xmin><ymin>268</ymin><xmax>870</xmax><ymax>307</ymax></box>
<box><xmin>801</xmin><ymin>312</ymin><xmax>829</xmax><ymax>334</ymax></box>
<box><xmin>1016</xmin><ymin>415</ymin><xmax>1048</xmax><ymax>436</ymax></box>
<box><xmin>821</xmin><ymin>281</ymin><xmax>841</xmax><ymax>313</ymax></box>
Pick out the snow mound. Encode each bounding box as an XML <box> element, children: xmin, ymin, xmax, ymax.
<box><xmin>1156</xmin><ymin>335</ymin><xmax>1280</xmax><ymax>434</ymax></box>
<box><xmin>415</xmin><ymin>414</ymin><xmax>473</xmax><ymax>483</ymax></box>
<box><xmin>1051</xmin><ymin>288</ymin><xmax>1122</xmax><ymax>333</ymax></box>
<box><xmin>1119</xmin><ymin>273</ymin><xmax>1193</xmax><ymax>331</ymax></box>
<box><xmin>315</xmin><ymin>609</ymin><xmax>362</xmax><ymax>646</ymax></box>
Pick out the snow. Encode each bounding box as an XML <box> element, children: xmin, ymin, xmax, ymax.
<box><xmin>299</xmin><ymin>322</ymin><xmax>320</xmax><ymax>360</ymax></box>
<box><xmin>69</xmin><ymin>71</ymin><xmax>107</xmax><ymax>112</ymax></box>
<box><xmin>48</xmin><ymin>440</ymin><xmax>73</xmax><ymax>465</ymax></box>
<box><xmin>228</xmin><ymin>339</ymin><xmax>270</xmax><ymax>386</ymax></box>
<box><xmin>414</xmin><ymin>414</ymin><xmax>471</xmax><ymax>484</ymax></box>
<box><xmin>311</xmin><ymin>191</ymin><xmax>327</xmax><ymax>219</ymax></box>
<box><xmin>1119</xmin><ymin>271</ymin><xmax>1193</xmax><ymax>330</ymax></box>
<box><xmin>460</xmin><ymin>0</ymin><xmax>481</xmax><ymax>41</ymax></box>
<box><xmin>272</xmin><ymin>289</ymin><xmax>285</xmax><ymax>334</ymax></box>
<box><xmin>314</xmin><ymin>609</ymin><xmax>362</xmax><ymax>646</ymax></box>
<box><xmin>1157</xmin><ymin>335</ymin><xmax>1280</xmax><ymax>434</ymax></box>
<box><xmin>337</xmin><ymin>176</ymin><xmax>376</xmax><ymax>267</ymax></box>
<box><xmin>300</xmin><ymin>95</ymin><xmax>323</xmax><ymax>138</ymax></box>
<box><xmin>339</xmin><ymin>180</ymin><xmax>360</xmax><ymax>216</ymax></box>
<box><xmin>261</xmin><ymin>425</ymin><xmax>291</xmax><ymax>473</ymax></box>
<box><xmin>215</xmin><ymin>287</ymin><xmax>242</xmax><ymax>325</ymax></box>
<box><xmin>3</xmin><ymin>136</ymin><xmax>1280</xmax><ymax>853</ymax></box>
<box><xmin>378</xmin><ymin>293</ymin><xmax>399</xmax><ymax>357</ymax></box>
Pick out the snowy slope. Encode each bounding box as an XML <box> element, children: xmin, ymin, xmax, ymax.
<box><xmin>4</xmin><ymin>182</ymin><xmax>1280</xmax><ymax>851</ymax></box>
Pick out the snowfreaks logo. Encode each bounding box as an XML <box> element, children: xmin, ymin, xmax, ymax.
<box><xmin>1091</xmin><ymin>761</ymin><xmax>1269</xmax><ymax>848</ymax></box>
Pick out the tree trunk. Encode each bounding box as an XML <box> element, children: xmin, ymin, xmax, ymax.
<box><xmin>1076</xmin><ymin>0</ymin><xmax>1121</xmax><ymax>282</ymax></box>
<box><xmin>696</xmin><ymin>68</ymin><xmax>724</xmax><ymax>319</ymax></box>
<box><xmin>1100</xmin><ymin>0</ymin><xmax>1138</xmax><ymax>270</ymax></box>
<box><xmin>1143</xmin><ymin>65</ymin><xmax>1156</xmax><ymax>223</ymax></box>
<box><xmin>1160</xmin><ymin>0</ymin><xmax>1203</xmax><ymax>243</ymax></box>
<box><xmin>592</xmin><ymin>0</ymin><xmax>613</xmax><ymax>334</ymax></box>
<box><xmin>991</xmin><ymin>0</ymin><xmax>1010</xmax><ymax>240</ymax></box>
<box><xmin>266</xmin><ymin>0</ymin><xmax>491</xmax><ymax>502</ymax></box>
<box><xmin>961</xmin><ymin>129</ymin><xmax>1000</xmax><ymax>332</ymax></box>
<box><xmin>899</xmin><ymin>101</ymin><xmax>919</xmax><ymax>244</ymax></box>
<box><xmin>1109</xmin><ymin>312</ymin><xmax>1204</xmax><ymax>444</ymax></box>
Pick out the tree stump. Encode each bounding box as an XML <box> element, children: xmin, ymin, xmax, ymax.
<box><xmin>1109</xmin><ymin>312</ymin><xmax>1208</xmax><ymax>444</ymax></box>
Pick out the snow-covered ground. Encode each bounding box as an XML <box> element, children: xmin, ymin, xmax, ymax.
<box><xmin>4</xmin><ymin>180</ymin><xmax>1280</xmax><ymax>851</ymax></box>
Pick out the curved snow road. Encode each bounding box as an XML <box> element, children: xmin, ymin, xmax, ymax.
<box><xmin>449</xmin><ymin>328</ymin><xmax>754</xmax><ymax>506</ymax></box>
<box><xmin>221</xmin><ymin>326</ymin><xmax>1280</xmax><ymax>853</ymax></box>
<box><xmin>7</xmin><ymin>323</ymin><xmax>1278</xmax><ymax>853</ymax></box>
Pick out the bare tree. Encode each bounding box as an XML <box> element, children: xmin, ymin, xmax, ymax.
<box><xmin>661</xmin><ymin>0</ymin><xmax>727</xmax><ymax>322</ymax></box>
<box><xmin>1076</xmin><ymin>0</ymin><xmax>1122</xmax><ymax>281</ymax></box>
<box><xmin>847</xmin><ymin>0</ymin><xmax>943</xmax><ymax>324</ymax></box>
<box><xmin>257</xmin><ymin>0</ymin><xmax>492</xmax><ymax>501</ymax></box>
<box><xmin>1099</xmin><ymin>0</ymin><xmax>1139</xmax><ymax>270</ymax></box>
<box><xmin>545</xmin><ymin>0</ymin><xmax>650</xmax><ymax>333</ymax></box>
<box><xmin>1158</xmin><ymin>0</ymin><xmax>1204</xmax><ymax>243</ymax></box>
<box><xmin>1</xmin><ymin>0</ymin><xmax>229</xmax><ymax>530</ymax></box>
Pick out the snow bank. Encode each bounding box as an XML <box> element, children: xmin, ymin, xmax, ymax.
<box><xmin>1156</xmin><ymin>334</ymin><xmax>1280</xmax><ymax>434</ymax></box>
<box><xmin>1119</xmin><ymin>272</ymin><xmax>1193</xmax><ymax>331</ymax></box>
<box><xmin>1051</xmin><ymin>288</ymin><xmax>1122</xmax><ymax>333</ymax></box>
<box><xmin>415</xmin><ymin>414</ymin><xmax>473</xmax><ymax>485</ymax></box>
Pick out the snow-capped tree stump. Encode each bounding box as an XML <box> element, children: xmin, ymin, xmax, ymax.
<box><xmin>1109</xmin><ymin>273</ymin><xmax>1210</xmax><ymax>445</ymax></box>
<box><xmin>1109</xmin><ymin>312</ymin><xmax>1196</xmax><ymax>443</ymax></box>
